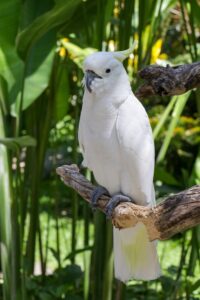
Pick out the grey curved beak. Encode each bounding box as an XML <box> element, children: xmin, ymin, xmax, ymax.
<box><xmin>85</xmin><ymin>70</ymin><xmax>102</xmax><ymax>93</ymax></box>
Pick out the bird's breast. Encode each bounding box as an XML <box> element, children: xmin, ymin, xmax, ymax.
<box><xmin>82</xmin><ymin>110</ymin><xmax>121</xmax><ymax>194</ymax></box>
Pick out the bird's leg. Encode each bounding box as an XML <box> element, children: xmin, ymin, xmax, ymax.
<box><xmin>91</xmin><ymin>186</ymin><xmax>110</xmax><ymax>211</ymax></box>
<box><xmin>105</xmin><ymin>194</ymin><xmax>134</xmax><ymax>219</ymax></box>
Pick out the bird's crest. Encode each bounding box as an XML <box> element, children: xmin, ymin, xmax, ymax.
<box><xmin>112</xmin><ymin>43</ymin><xmax>136</xmax><ymax>62</ymax></box>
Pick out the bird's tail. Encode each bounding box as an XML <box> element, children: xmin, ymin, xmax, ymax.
<box><xmin>113</xmin><ymin>223</ymin><xmax>161</xmax><ymax>282</ymax></box>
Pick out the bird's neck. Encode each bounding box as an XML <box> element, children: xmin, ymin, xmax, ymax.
<box><xmin>83</xmin><ymin>74</ymin><xmax>131</xmax><ymax>116</ymax></box>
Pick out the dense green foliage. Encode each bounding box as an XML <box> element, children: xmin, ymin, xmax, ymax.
<box><xmin>0</xmin><ymin>0</ymin><xmax>200</xmax><ymax>299</ymax></box>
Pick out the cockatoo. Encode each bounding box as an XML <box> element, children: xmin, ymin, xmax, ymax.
<box><xmin>78</xmin><ymin>46</ymin><xmax>161</xmax><ymax>282</ymax></box>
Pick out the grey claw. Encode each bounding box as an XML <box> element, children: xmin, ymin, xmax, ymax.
<box><xmin>105</xmin><ymin>194</ymin><xmax>133</xmax><ymax>219</ymax></box>
<box><xmin>105</xmin><ymin>206</ymin><xmax>113</xmax><ymax>219</ymax></box>
<box><xmin>91</xmin><ymin>186</ymin><xmax>109</xmax><ymax>211</ymax></box>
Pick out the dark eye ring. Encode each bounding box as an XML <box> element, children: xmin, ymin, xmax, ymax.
<box><xmin>105</xmin><ymin>68</ymin><xmax>111</xmax><ymax>73</ymax></box>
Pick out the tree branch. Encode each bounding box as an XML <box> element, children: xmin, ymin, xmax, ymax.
<box><xmin>135</xmin><ymin>62</ymin><xmax>200</xmax><ymax>99</ymax></box>
<box><xmin>56</xmin><ymin>164</ymin><xmax>200</xmax><ymax>242</ymax></box>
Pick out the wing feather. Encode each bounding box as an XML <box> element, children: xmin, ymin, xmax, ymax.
<box><xmin>116</xmin><ymin>93</ymin><xmax>155</xmax><ymax>206</ymax></box>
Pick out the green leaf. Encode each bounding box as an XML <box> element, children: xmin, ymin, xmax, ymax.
<box><xmin>0</xmin><ymin>0</ymin><xmax>24</xmax><ymax>106</ymax></box>
<box><xmin>12</xmin><ymin>29</ymin><xmax>56</xmax><ymax>114</ymax></box>
<box><xmin>190</xmin><ymin>0</ymin><xmax>200</xmax><ymax>26</ymax></box>
<box><xmin>0</xmin><ymin>135</ymin><xmax>36</xmax><ymax>150</ymax></box>
<box><xmin>0</xmin><ymin>0</ymin><xmax>21</xmax><ymax>44</ymax></box>
<box><xmin>154</xmin><ymin>166</ymin><xmax>182</xmax><ymax>187</ymax></box>
<box><xmin>54</xmin><ymin>58</ymin><xmax>70</xmax><ymax>122</ymax></box>
<box><xmin>0</xmin><ymin>42</ymin><xmax>24</xmax><ymax>105</ymax></box>
<box><xmin>17</xmin><ymin>48</ymin><xmax>54</xmax><ymax>112</ymax></box>
<box><xmin>0</xmin><ymin>75</ymin><xmax>9</xmax><ymax>116</ymax></box>
<box><xmin>189</xmin><ymin>149</ymin><xmax>200</xmax><ymax>185</ymax></box>
<box><xmin>16</xmin><ymin>0</ymin><xmax>81</xmax><ymax>58</ymax></box>
<box><xmin>55</xmin><ymin>265</ymin><xmax>83</xmax><ymax>283</ymax></box>
<box><xmin>0</xmin><ymin>108</ymin><xmax>13</xmax><ymax>299</ymax></box>
<box><xmin>49</xmin><ymin>247</ymin><xmax>60</xmax><ymax>263</ymax></box>
<box><xmin>38</xmin><ymin>292</ymin><xmax>54</xmax><ymax>300</ymax></box>
<box><xmin>190</xmin><ymin>278</ymin><xmax>200</xmax><ymax>292</ymax></box>
<box><xmin>65</xmin><ymin>246</ymin><xmax>93</xmax><ymax>260</ymax></box>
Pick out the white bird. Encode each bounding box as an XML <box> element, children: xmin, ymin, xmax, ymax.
<box><xmin>78</xmin><ymin>46</ymin><xmax>161</xmax><ymax>282</ymax></box>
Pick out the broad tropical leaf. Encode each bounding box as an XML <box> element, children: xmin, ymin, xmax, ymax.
<box><xmin>17</xmin><ymin>0</ymin><xmax>81</xmax><ymax>58</ymax></box>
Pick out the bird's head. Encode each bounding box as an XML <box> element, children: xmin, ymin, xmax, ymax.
<box><xmin>83</xmin><ymin>46</ymin><xmax>134</xmax><ymax>96</ymax></box>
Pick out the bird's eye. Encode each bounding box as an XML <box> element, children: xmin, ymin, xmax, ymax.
<box><xmin>105</xmin><ymin>68</ymin><xmax>111</xmax><ymax>73</ymax></box>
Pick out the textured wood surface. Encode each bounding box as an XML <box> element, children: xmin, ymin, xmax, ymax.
<box><xmin>56</xmin><ymin>164</ymin><xmax>200</xmax><ymax>241</ymax></box>
<box><xmin>135</xmin><ymin>62</ymin><xmax>200</xmax><ymax>98</ymax></box>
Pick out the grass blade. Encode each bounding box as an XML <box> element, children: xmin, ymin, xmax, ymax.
<box><xmin>153</xmin><ymin>96</ymin><xmax>177</xmax><ymax>140</ymax></box>
<box><xmin>156</xmin><ymin>92</ymin><xmax>191</xmax><ymax>163</ymax></box>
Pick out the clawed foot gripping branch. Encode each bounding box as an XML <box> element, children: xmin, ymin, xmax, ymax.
<box><xmin>56</xmin><ymin>164</ymin><xmax>200</xmax><ymax>242</ymax></box>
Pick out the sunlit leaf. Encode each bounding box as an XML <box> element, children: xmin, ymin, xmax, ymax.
<box><xmin>61</xmin><ymin>40</ymin><xmax>96</xmax><ymax>68</ymax></box>
<box><xmin>13</xmin><ymin>48</ymin><xmax>55</xmax><ymax>113</ymax></box>
<box><xmin>156</xmin><ymin>92</ymin><xmax>191</xmax><ymax>163</ymax></box>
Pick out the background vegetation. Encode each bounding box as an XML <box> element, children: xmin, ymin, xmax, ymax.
<box><xmin>0</xmin><ymin>0</ymin><xmax>200</xmax><ymax>299</ymax></box>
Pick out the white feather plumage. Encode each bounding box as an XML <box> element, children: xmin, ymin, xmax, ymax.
<box><xmin>78</xmin><ymin>51</ymin><xmax>161</xmax><ymax>281</ymax></box>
